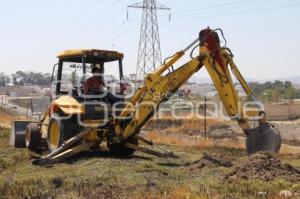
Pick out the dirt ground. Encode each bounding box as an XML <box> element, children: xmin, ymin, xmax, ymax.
<box><xmin>1</xmin><ymin>128</ymin><xmax>300</xmax><ymax>199</ymax></box>
<box><xmin>1</xmin><ymin>112</ymin><xmax>300</xmax><ymax>198</ymax></box>
<box><xmin>180</xmin><ymin>152</ymin><xmax>233</xmax><ymax>173</ymax></box>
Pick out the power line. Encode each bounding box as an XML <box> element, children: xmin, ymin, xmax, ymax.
<box><xmin>29</xmin><ymin>0</ymin><xmax>100</xmax><ymax>59</ymax></box>
<box><xmin>127</xmin><ymin>0</ymin><xmax>255</xmax><ymax>21</ymax></box>
<box><xmin>118</xmin><ymin>19</ymin><xmax>170</xmax><ymax>51</ymax></box>
<box><xmin>168</xmin><ymin>1</ymin><xmax>260</xmax><ymax>19</ymax></box>
<box><xmin>91</xmin><ymin>19</ymin><xmax>130</xmax><ymax>46</ymax></box>
<box><xmin>113</xmin><ymin>19</ymin><xmax>171</xmax><ymax>77</ymax></box>
<box><xmin>170</xmin><ymin>2</ymin><xmax>300</xmax><ymax>22</ymax></box>
<box><xmin>97</xmin><ymin>21</ymin><xmax>140</xmax><ymax>47</ymax></box>
<box><xmin>155</xmin><ymin>0</ymin><xmax>253</xmax><ymax>19</ymax></box>
<box><xmin>156</xmin><ymin>0</ymin><xmax>291</xmax><ymax>19</ymax></box>
<box><xmin>29</xmin><ymin>0</ymin><xmax>123</xmax><ymax>67</ymax></box>
<box><xmin>34</xmin><ymin>15</ymin><xmax>133</xmax><ymax>67</ymax></box>
<box><xmin>56</xmin><ymin>0</ymin><xmax>119</xmax><ymax>49</ymax></box>
<box><xmin>172</xmin><ymin>0</ymin><xmax>252</xmax><ymax>14</ymax></box>
<box><xmin>27</xmin><ymin>0</ymin><xmax>103</xmax><ymax>68</ymax></box>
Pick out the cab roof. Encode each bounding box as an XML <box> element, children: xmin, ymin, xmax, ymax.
<box><xmin>57</xmin><ymin>49</ymin><xmax>124</xmax><ymax>63</ymax></box>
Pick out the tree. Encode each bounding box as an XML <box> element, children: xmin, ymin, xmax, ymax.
<box><xmin>0</xmin><ymin>72</ymin><xmax>11</xmax><ymax>86</ymax></box>
<box><xmin>11</xmin><ymin>71</ymin><xmax>52</xmax><ymax>86</ymax></box>
<box><xmin>12</xmin><ymin>71</ymin><xmax>26</xmax><ymax>85</ymax></box>
<box><xmin>271</xmin><ymin>89</ymin><xmax>281</xmax><ymax>102</ymax></box>
<box><xmin>264</xmin><ymin>90</ymin><xmax>273</xmax><ymax>102</ymax></box>
<box><xmin>0</xmin><ymin>73</ymin><xmax>4</xmax><ymax>86</ymax></box>
<box><xmin>274</xmin><ymin>80</ymin><xmax>283</xmax><ymax>89</ymax></box>
<box><xmin>284</xmin><ymin>87</ymin><xmax>296</xmax><ymax>101</ymax></box>
<box><xmin>283</xmin><ymin>81</ymin><xmax>292</xmax><ymax>89</ymax></box>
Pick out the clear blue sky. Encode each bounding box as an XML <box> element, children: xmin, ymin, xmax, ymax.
<box><xmin>1</xmin><ymin>0</ymin><xmax>300</xmax><ymax>80</ymax></box>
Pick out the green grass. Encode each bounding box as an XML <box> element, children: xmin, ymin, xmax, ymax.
<box><xmin>281</xmin><ymin>154</ymin><xmax>300</xmax><ymax>169</ymax></box>
<box><xmin>0</xmin><ymin>128</ymin><xmax>299</xmax><ymax>199</ymax></box>
<box><xmin>0</xmin><ymin>128</ymin><xmax>10</xmax><ymax>138</ymax></box>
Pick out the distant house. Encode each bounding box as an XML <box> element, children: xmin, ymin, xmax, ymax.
<box><xmin>42</xmin><ymin>88</ymin><xmax>51</xmax><ymax>95</ymax></box>
<box><xmin>204</xmin><ymin>91</ymin><xmax>218</xmax><ymax>97</ymax></box>
<box><xmin>8</xmin><ymin>91</ymin><xmax>17</xmax><ymax>97</ymax></box>
<box><xmin>235</xmin><ymin>85</ymin><xmax>247</xmax><ymax>97</ymax></box>
<box><xmin>0</xmin><ymin>86</ymin><xmax>42</xmax><ymax>97</ymax></box>
<box><xmin>178</xmin><ymin>83</ymin><xmax>217</xmax><ymax>98</ymax></box>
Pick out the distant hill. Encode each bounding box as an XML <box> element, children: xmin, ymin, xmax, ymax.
<box><xmin>280</xmin><ymin>76</ymin><xmax>300</xmax><ymax>84</ymax></box>
<box><xmin>189</xmin><ymin>76</ymin><xmax>300</xmax><ymax>85</ymax></box>
<box><xmin>255</xmin><ymin>76</ymin><xmax>300</xmax><ymax>85</ymax></box>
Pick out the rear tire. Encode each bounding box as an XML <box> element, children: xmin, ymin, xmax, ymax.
<box><xmin>10</xmin><ymin>121</ymin><xmax>31</xmax><ymax>148</ymax></box>
<box><xmin>25</xmin><ymin>123</ymin><xmax>41</xmax><ymax>151</ymax></box>
<box><xmin>246</xmin><ymin>123</ymin><xmax>281</xmax><ymax>154</ymax></box>
<box><xmin>47</xmin><ymin>116</ymin><xmax>80</xmax><ymax>152</ymax></box>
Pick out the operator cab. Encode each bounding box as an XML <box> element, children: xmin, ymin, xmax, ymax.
<box><xmin>51</xmin><ymin>49</ymin><xmax>125</xmax><ymax>101</ymax></box>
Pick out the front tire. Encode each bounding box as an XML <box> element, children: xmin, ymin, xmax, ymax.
<box><xmin>47</xmin><ymin>116</ymin><xmax>80</xmax><ymax>152</ymax></box>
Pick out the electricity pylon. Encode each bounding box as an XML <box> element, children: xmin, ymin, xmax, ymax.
<box><xmin>128</xmin><ymin>0</ymin><xmax>170</xmax><ymax>87</ymax></box>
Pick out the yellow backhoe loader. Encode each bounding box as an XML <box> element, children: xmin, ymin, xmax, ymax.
<box><xmin>10</xmin><ymin>27</ymin><xmax>281</xmax><ymax>165</ymax></box>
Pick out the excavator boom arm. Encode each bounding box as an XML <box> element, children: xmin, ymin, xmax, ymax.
<box><xmin>117</xmin><ymin>56</ymin><xmax>203</xmax><ymax>140</ymax></box>
<box><xmin>115</xmin><ymin>27</ymin><xmax>281</xmax><ymax>154</ymax></box>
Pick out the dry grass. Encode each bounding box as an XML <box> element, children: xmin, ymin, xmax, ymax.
<box><xmin>279</xmin><ymin>144</ymin><xmax>300</xmax><ymax>155</ymax></box>
<box><xmin>0</xmin><ymin>109</ymin><xmax>29</xmax><ymax>128</ymax></box>
<box><xmin>145</xmin><ymin>115</ymin><xmax>232</xmax><ymax>135</ymax></box>
<box><xmin>146</xmin><ymin>130</ymin><xmax>300</xmax><ymax>158</ymax></box>
<box><xmin>145</xmin><ymin>131</ymin><xmax>243</xmax><ymax>150</ymax></box>
<box><xmin>1</xmin><ymin>126</ymin><xmax>300</xmax><ymax>198</ymax></box>
<box><xmin>145</xmin><ymin>114</ymin><xmax>300</xmax><ymax>156</ymax></box>
<box><xmin>144</xmin><ymin>115</ymin><xmax>241</xmax><ymax>152</ymax></box>
<box><xmin>1</xmin><ymin>109</ymin><xmax>300</xmax><ymax>198</ymax></box>
<box><xmin>265</xmin><ymin>103</ymin><xmax>300</xmax><ymax>120</ymax></box>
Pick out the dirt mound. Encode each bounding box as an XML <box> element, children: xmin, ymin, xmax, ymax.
<box><xmin>181</xmin><ymin>153</ymin><xmax>233</xmax><ymax>172</ymax></box>
<box><xmin>225</xmin><ymin>151</ymin><xmax>300</xmax><ymax>182</ymax></box>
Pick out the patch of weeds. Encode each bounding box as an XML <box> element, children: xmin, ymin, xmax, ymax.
<box><xmin>0</xmin><ymin>148</ymin><xmax>30</xmax><ymax>172</ymax></box>
<box><xmin>0</xmin><ymin>128</ymin><xmax>10</xmax><ymax>138</ymax></box>
<box><xmin>214</xmin><ymin>179</ymin><xmax>291</xmax><ymax>199</ymax></box>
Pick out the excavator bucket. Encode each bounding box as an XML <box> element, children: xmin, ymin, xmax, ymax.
<box><xmin>245</xmin><ymin>122</ymin><xmax>281</xmax><ymax>154</ymax></box>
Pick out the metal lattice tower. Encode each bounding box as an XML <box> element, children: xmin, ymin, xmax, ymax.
<box><xmin>128</xmin><ymin>0</ymin><xmax>170</xmax><ymax>84</ymax></box>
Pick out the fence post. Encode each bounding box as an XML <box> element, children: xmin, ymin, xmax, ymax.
<box><xmin>204</xmin><ymin>97</ymin><xmax>207</xmax><ymax>139</ymax></box>
<box><xmin>288</xmin><ymin>103</ymin><xmax>291</xmax><ymax>120</ymax></box>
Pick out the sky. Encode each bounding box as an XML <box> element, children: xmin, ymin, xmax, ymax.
<box><xmin>0</xmin><ymin>0</ymin><xmax>300</xmax><ymax>80</ymax></box>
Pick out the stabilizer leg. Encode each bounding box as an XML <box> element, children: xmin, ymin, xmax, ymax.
<box><xmin>32</xmin><ymin>128</ymin><xmax>91</xmax><ymax>165</ymax></box>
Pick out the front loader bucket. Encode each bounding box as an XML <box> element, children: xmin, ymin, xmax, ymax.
<box><xmin>10</xmin><ymin>120</ymin><xmax>31</xmax><ymax>148</ymax></box>
<box><xmin>246</xmin><ymin>122</ymin><xmax>281</xmax><ymax>154</ymax></box>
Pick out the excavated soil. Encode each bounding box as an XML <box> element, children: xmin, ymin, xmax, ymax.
<box><xmin>225</xmin><ymin>151</ymin><xmax>300</xmax><ymax>182</ymax></box>
<box><xmin>181</xmin><ymin>153</ymin><xmax>233</xmax><ymax>172</ymax></box>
